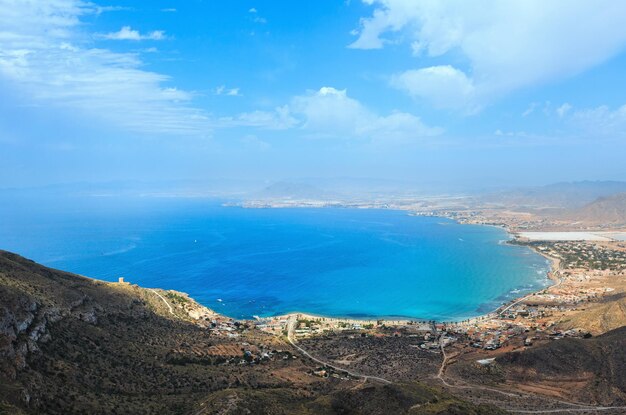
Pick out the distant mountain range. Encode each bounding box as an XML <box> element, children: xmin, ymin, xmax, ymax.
<box><xmin>252</xmin><ymin>181</ymin><xmax>343</xmax><ymax>200</ymax></box>
<box><xmin>481</xmin><ymin>181</ymin><xmax>626</xmax><ymax>209</ymax></box>
<box><xmin>571</xmin><ymin>192</ymin><xmax>626</xmax><ymax>224</ymax></box>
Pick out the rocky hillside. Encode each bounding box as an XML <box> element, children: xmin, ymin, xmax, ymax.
<box><xmin>0</xmin><ymin>251</ymin><xmax>502</xmax><ymax>415</ymax></box>
<box><xmin>496</xmin><ymin>326</ymin><xmax>626</xmax><ymax>405</ymax></box>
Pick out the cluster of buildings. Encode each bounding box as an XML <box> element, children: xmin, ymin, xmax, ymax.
<box><xmin>255</xmin><ymin>314</ymin><xmax>384</xmax><ymax>337</ymax></box>
<box><xmin>531</xmin><ymin>241</ymin><xmax>626</xmax><ymax>271</ymax></box>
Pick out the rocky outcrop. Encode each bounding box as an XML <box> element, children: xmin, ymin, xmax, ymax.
<box><xmin>0</xmin><ymin>288</ymin><xmax>101</xmax><ymax>381</ymax></box>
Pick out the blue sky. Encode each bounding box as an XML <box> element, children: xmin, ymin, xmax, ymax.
<box><xmin>1</xmin><ymin>0</ymin><xmax>626</xmax><ymax>189</ymax></box>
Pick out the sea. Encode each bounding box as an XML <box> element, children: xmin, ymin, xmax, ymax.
<box><xmin>0</xmin><ymin>196</ymin><xmax>551</xmax><ymax>321</ymax></box>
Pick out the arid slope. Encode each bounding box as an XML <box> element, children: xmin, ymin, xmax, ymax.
<box><xmin>0</xmin><ymin>251</ymin><xmax>503</xmax><ymax>415</ymax></box>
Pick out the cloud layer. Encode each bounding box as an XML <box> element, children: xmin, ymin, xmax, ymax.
<box><xmin>0</xmin><ymin>0</ymin><xmax>210</xmax><ymax>136</ymax></box>
<box><xmin>222</xmin><ymin>87</ymin><xmax>441</xmax><ymax>141</ymax></box>
<box><xmin>352</xmin><ymin>0</ymin><xmax>626</xmax><ymax>110</ymax></box>
<box><xmin>291</xmin><ymin>87</ymin><xmax>441</xmax><ymax>141</ymax></box>
<box><xmin>98</xmin><ymin>26</ymin><xmax>166</xmax><ymax>41</ymax></box>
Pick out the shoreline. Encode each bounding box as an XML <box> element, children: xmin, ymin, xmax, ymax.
<box><xmin>241</xmin><ymin>213</ymin><xmax>561</xmax><ymax>326</ymax></box>
<box><xmin>30</xmin><ymin>208</ymin><xmax>578</xmax><ymax>328</ymax></box>
<box><xmin>267</xmin><ymin>214</ymin><xmax>556</xmax><ymax>325</ymax></box>
<box><xmin>183</xmin><ymin>210</ymin><xmax>562</xmax><ymax>326</ymax></box>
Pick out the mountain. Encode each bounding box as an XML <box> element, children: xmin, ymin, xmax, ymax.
<box><xmin>0</xmin><ymin>251</ymin><xmax>501</xmax><ymax>414</ymax></box>
<box><xmin>571</xmin><ymin>192</ymin><xmax>626</xmax><ymax>224</ymax></box>
<box><xmin>480</xmin><ymin>181</ymin><xmax>626</xmax><ymax>209</ymax></box>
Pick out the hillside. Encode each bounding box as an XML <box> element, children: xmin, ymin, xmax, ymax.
<box><xmin>481</xmin><ymin>181</ymin><xmax>626</xmax><ymax>209</ymax></box>
<box><xmin>558</xmin><ymin>292</ymin><xmax>626</xmax><ymax>334</ymax></box>
<box><xmin>0</xmin><ymin>251</ymin><xmax>502</xmax><ymax>415</ymax></box>
<box><xmin>571</xmin><ymin>192</ymin><xmax>626</xmax><ymax>224</ymax></box>
<box><xmin>495</xmin><ymin>326</ymin><xmax>626</xmax><ymax>405</ymax></box>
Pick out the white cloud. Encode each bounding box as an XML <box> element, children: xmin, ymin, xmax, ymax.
<box><xmin>248</xmin><ymin>8</ymin><xmax>266</xmax><ymax>23</ymax></box>
<box><xmin>240</xmin><ymin>134</ymin><xmax>270</xmax><ymax>151</ymax></box>
<box><xmin>352</xmin><ymin>0</ymin><xmax>626</xmax><ymax>110</ymax></box>
<box><xmin>98</xmin><ymin>26</ymin><xmax>166</xmax><ymax>41</ymax></box>
<box><xmin>221</xmin><ymin>87</ymin><xmax>441</xmax><ymax>141</ymax></box>
<box><xmin>161</xmin><ymin>8</ymin><xmax>176</xmax><ymax>13</ymax></box>
<box><xmin>556</xmin><ymin>103</ymin><xmax>572</xmax><ymax>118</ymax></box>
<box><xmin>391</xmin><ymin>65</ymin><xmax>477</xmax><ymax>112</ymax></box>
<box><xmin>215</xmin><ymin>85</ymin><xmax>241</xmax><ymax>96</ymax></box>
<box><xmin>221</xmin><ymin>106</ymin><xmax>297</xmax><ymax>130</ymax></box>
<box><xmin>522</xmin><ymin>103</ymin><xmax>539</xmax><ymax>117</ymax></box>
<box><xmin>291</xmin><ymin>86</ymin><xmax>442</xmax><ymax>141</ymax></box>
<box><xmin>0</xmin><ymin>0</ymin><xmax>211</xmax><ymax>135</ymax></box>
<box><xmin>292</xmin><ymin>87</ymin><xmax>365</xmax><ymax>134</ymax></box>
<box><xmin>95</xmin><ymin>6</ymin><xmax>132</xmax><ymax>14</ymax></box>
<box><xmin>494</xmin><ymin>129</ymin><xmax>530</xmax><ymax>138</ymax></box>
<box><xmin>568</xmin><ymin>104</ymin><xmax>626</xmax><ymax>137</ymax></box>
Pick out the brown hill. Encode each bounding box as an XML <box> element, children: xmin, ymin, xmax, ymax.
<box><xmin>0</xmin><ymin>251</ymin><xmax>502</xmax><ymax>415</ymax></box>
<box><xmin>571</xmin><ymin>192</ymin><xmax>626</xmax><ymax>224</ymax></box>
<box><xmin>495</xmin><ymin>326</ymin><xmax>626</xmax><ymax>405</ymax></box>
<box><xmin>558</xmin><ymin>292</ymin><xmax>626</xmax><ymax>335</ymax></box>
<box><xmin>481</xmin><ymin>181</ymin><xmax>626</xmax><ymax>209</ymax></box>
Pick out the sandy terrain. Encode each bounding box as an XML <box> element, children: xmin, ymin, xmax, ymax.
<box><xmin>518</xmin><ymin>231</ymin><xmax>619</xmax><ymax>241</ymax></box>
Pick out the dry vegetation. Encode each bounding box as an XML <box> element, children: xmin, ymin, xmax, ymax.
<box><xmin>0</xmin><ymin>251</ymin><xmax>502</xmax><ymax>415</ymax></box>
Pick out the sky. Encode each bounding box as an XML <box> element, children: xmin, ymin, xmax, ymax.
<box><xmin>1</xmin><ymin>0</ymin><xmax>626</xmax><ymax>190</ymax></box>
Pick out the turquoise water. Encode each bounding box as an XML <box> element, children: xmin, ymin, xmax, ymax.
<box><xmin>0</xmin><ymin>197</ymin><xmax>550</xmax><ymax>321</ymax></box>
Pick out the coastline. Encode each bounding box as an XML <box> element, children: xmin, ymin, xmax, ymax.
<box><xmin>7</xmin><ymin>201</ymin><xmax>623</xmax><ymax>363</ymax></box>
<box><xmin>203</xmin><ymin>211</ymin><xmax>564</xmax><ymax>326</ymax></box>
<box><xmin>240</xmin><ymin>213</ymin><xmax>562</xmax><ymax>327</ymax></box>
<box><xmin>11</xmin><ymin>205</ymin><xmax>585</xmax><ymax>329</ymax></box>
<box><xmin>249</xmin><ymin>211</ymin><xmax>624</xmax><ymax>342</ymax></box>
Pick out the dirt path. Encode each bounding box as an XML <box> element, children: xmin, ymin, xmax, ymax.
<box><xmin>436</xmin><ymin>339</ymin><xmax>450</xmax><ymax>385</ymax></box>
<box><xmin>435</xmin><ymin>343</ymin><xmax>626</xmax><ymax>413</ymax></box>
<box><xmin>286</xmin><ymin>315</ymin><xmax>391</xmax><ymax>385</ymax></box>
<box><xmin>149</xmin><ymin>289</ymin><xmax>175</xmax><ymax>316</ymax></box>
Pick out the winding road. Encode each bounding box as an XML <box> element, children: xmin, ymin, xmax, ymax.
<box><xmin>434</xmin><ymin>335</ymin><xmax>625</xmax><ymax>413</ymax></box>
<box><xmin>286</xmin><ymin>315</ymin><xmax>391</xmax><ymax>384</ymax></box>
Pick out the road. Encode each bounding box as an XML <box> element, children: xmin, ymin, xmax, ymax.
<box><xmin>286</xmin><ymin>315</ymin><xmax>391</xmax><ymax>385</ymax></box>
<box><xmin>436</xmin><ymin>338</ymin><xmax>450</xmax><ymax>385</ymax></box>
<box><xmin>285</xmin><ymin>317</ymin><xmax>624</xmax><ymax>413</ymax></box>
<box><xmin>497</xmin><ymin>269</ymin><xmax>563</xmax><ymax>317</ymax></box>
<box><xmin>433</xmin><ymin>329</ymin><xmax>626</xmax><ymax>413</ymax></box>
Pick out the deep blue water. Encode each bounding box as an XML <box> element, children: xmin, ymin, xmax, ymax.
<box><xmin>0</xmin><ymin>196</ymin><xmax>550</xmax><ymax>321</ymax></box>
